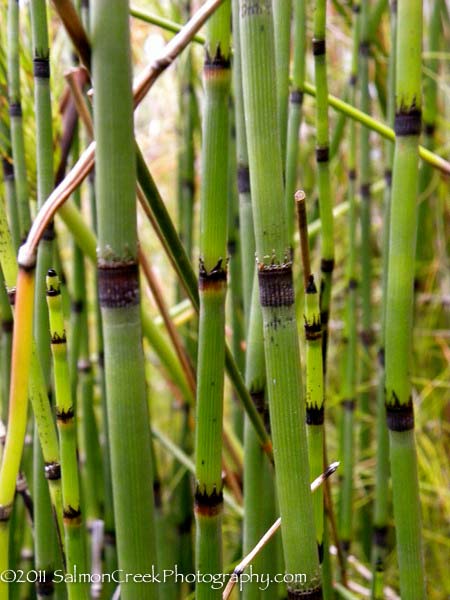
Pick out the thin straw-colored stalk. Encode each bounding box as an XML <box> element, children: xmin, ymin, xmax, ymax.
<box><xmin>284</xmin><ymin>0</ymin><xmax>306</xmax><ymax>244</ymax></box>
<box><xmin>313</xmin><ymin>0</ymin><xmax>334</xmax><ymax>369</ymax></box>
<box><xmin>7</xmin><ymin>0</ymin><xmax>32</xmax><ymax>240</ymax></box>
<box><xmin>296</xmin><ymin>192</ymin><xmax>325</xmax><ymax>561</ymax></box>
<box><xmin>46</xmin><ymin>269</ymin><xmax>89</xmax><ymax>600</ymax></box>
<box><xmin>91</xmin><ymin>1</ymin><xmax>157</xmax><ymax>598</ymax></box>
<box><xmin>384</xmin><ymin>0</ymin><xmax>426</xmax><ymax>597</ymax></box>
<box><xmin>223</xmin><ymin>463</ymin><xmax>340</xmax><ymax>600</ymax></box>
<box><xmin>239</xmin><ymin>2</ymin><xmax>321</xmax><ymax>596</ymax></box>
<box><xmin>194</xmin><ymin>3</ymin><xmax>231</xmax><ymax>595</ymax></box>
<box><xmin>273</xmin><ymin>0</ymin><xmax>292</xmax><ymax>160</ymax></box>
<box><xmin>371</xmin><ymin>1</ymin><xmax>396</xmax><ymax>595</ymax></box>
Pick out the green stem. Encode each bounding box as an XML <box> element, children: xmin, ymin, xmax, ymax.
<box><xmin>91</xmin><ymin>2</ymin><xmax>158</xmax><ymax>597</ymax></box>
<box><xmin>46</xmin><ymin>270</ymin><xmax>89</xmax><ymax>600</ymax></box>
<box><xmin>384</xmin><ymin>0</ymin><xmax>426</xmax><ymax>596</ymax></box>
<box><xmin>194</xmin><ymin>4</ymin><xmax>231</xmax><ymax>596</ymax></box>
<box><xmin>313</xmin><ymin>0</ymin><xmax>334</xmax><ymax>371</ymax></box>
<box><xmin>239</xmin><ymin>2</ymin><xmax>321</xmax><ymax>595</ymax></box>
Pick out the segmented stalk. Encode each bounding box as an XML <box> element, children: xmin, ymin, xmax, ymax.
<box><xmin>313</xmin><ymin>0</ymin><xmax>335</xmax><ymax>370</ymax></box>
<box><xmin>46</xmin><ymin>269</ymin><xmax>89</xmax><ymax>600</ymax></box>
<box><xmin>284</xmin><ymin>0</ymin><xmax>306</xmax><ymax>244</ymax></box>
<box><xmin>384</xmin><ymin>0</ymin><xmax>426</xmax><ymax>596</ymax></box>
<box><xmin>415</xmin><ymin>0</ymin><xmax>441</xmax><ymax>287</ymax></box>
<box><xmin>7</xmin><ymin>0</ymin><xmax>32</xmax><ymax>241</ymax></box>
<box><xmin>91</xmin><ymin>2</ymin><xmax>158</xmax><ymax>597</ymax></box>
<box><xmin>30</xmin><ymin>0</ymin><xmax>62</xmax><ymax>592</ymax></box>
<box><xmin>273</xmin><ymin>0</ymin><xmax>292</xmax><ymax>160</ymax></box>
<box><xmin>358</xmin><ymin>3</ymin><xmax>375</xmax><ymax>519</ymax></box>
<box><xmin>194</xmin><ymin>3</ymin><xmax>231</xmax><ymax>595</ymax></box>
<box><xmin>371</xmin><ymin>1</ymin><xmax>396</xmax><ymax>594</ymax></box>
<box><xmin>239</xmin><ymin>1</ymin><xmax>321</xmax><ymax>595</ymax></box>
<box><xmin>297</xmin><ymin>193</ymin><xmax>325</xmax><ymax>562</ymax></box>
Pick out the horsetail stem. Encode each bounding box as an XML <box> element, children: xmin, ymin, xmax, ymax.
<box><xmin>194</xmin><ymin>3</ymin><xmax>231</xmax><ymax>595</ymax></box>
<box><xmin>297</xmin><ymin>191</ymin><xmax>325</xmax><ymax>562</ymax></box>
<box><xmin>91</xmin><ymin>1</ymin><xmax>158</xmax><ymax>597</ymax></box>
<box><xmin>313</xmin><ymin>0</ymin><xmax>334</xmax><ymax>370</ymax></box>
<box><xmin>284</xmin><ymin>0</ymin><xmax>306</xmax><ymax>245</ymax></box>
<box><xmin>46</xmin><ymin>269</ymin><xmax>89</xmax><ymax>600</ymax></box>
<box><xmin>384</xmin><ymin>0</ymin><xmax>426</xmax><ymax>596</ymax></box>
<box><xmin>371</xmin><ymin>1</ymin><xmax>396</xmax><ymax>594</ymax></box>
<box><xmin>239</xmin><ymin>1</ymin><xmax>321</xmax><ymax>595</ymax></box>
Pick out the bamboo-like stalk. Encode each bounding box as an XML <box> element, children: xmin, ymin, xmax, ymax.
<box><xmin>0</xmin><ymin>197</ymin><xmax>64</xmax><ymax>587</ymax></box>
<box><xmin>284</xmin><ymin>0</ymin><xmax>306</xmax><ymax>245</ymax></box>
<box><xmin>371</xmin><ymin>1</ymin><xmax>396</xmax><ymax>595</ymax></box>
<box><xmin>91</xmin><ymin>2</ymin><xmax>158</xmax><ymax>598</ymax></box>
<box><xmin>194</xmin><ymin>3</ymin><xmax>231</xmax><ymax>596</ymax></box>
<box><xmin>273</xmin><ymin>0</ymin><xmax>292</xmax><ymax>160</ymax></box>
<box><xmin>337</xmin><ymin>0</ymin><xmax>360</xmax><ymax>557</ymax></box>
<box><xmin>239</xmin><ymin>2</ymin><xmax>321</xmax><ymax>596</ymax></box>
<box><xmin>313</xmin><ymin>0</ymin><xmax>335</xmax><ymax>369</ymax></box>
<box><xmin>228</xmin><ymin>114</ymin><xmax>245</xmax><ymax>438</ymax></box>
<box><xmin>384</xmin><ymin>0</ymin><xmax>426</xmax><ymax>596</ymax></box>
<box><xmin>415</xmin><ymin>0</ymin><xmax>441</xmax><ymax>288</ymax></box>
<box><xmin>7</xmin><ymin>0</ymin><xmax>32</xmax><ymax>241</ymax></box>
<box><xmin>358</xmin><ymin>5</ymin><xmax>375</xmax><ymax>537</ymax></box>
<box><xmin>296</xmin><ymin>192</ymin><xmax>325</xmax><ymax>562</ymax></box>
<box><xmin>1</xmin><ymin>142</ymin><xmax>21</xmax><ymax>254</ymax></box>
<box><xmin>46</xmin><ymin>269</ymin><xmax>89</xmax><ymax>600</ymax></box>
<box><xmin>232</xmin><ymin>0</ymin><xmax>253</xmax><ymax>327</ymax></box>
<box><xmin>29</xmin><ymin>0</ymin><xmax>63</xmax><ymax>593</ymax></box>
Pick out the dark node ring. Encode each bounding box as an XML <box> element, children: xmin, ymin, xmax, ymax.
<box><xmin>33</xmin><ymin>57</ymin><xmax>50</xmax><ymax>79</ymax></box>
<box><xmin>394</xmin><ymin>110</ymin><xmax>422</xmax><ymax>137</ymax></box>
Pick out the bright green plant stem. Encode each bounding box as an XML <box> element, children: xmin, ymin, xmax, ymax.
<box><xmin>1</xmin><ymin>145</ymin><xmax>21</xmax><ymax>253</ymax></box>
<box><xmin>194</xmin><ymin>4</ymin><xmax>231</xmax><ymax>596</ymax></box>
<box><xmin>358</xmin><ymin>0</ymin><xmax>375</xmax><ymax>560</ymax></box>
<box><xmin>384</xmin><ymin>0</ymin><xmax>426</xmax><ymax>597</ymax></box>
<box><xmin>30</xmin><ymin>0</ymin><xmax>62</xmax><ymax>593</ymax></box>
<box><xmin>46</xmin><ymin>270</ymin><xmax>89</xmax><ymax>600</ymax></box>
<box><xmin>304</xmin><ymin>277</ymin><xmax>325</xmax><ymax>560</ymax></box>
<box><xmin>338</xmin><ymin>0</ymin><xmax>360</xmax><ymax>558</ymax></box>
<box><xmin>302</xmin><ymin>82</ymin><xmax>450</xmax><ymax>174</ymax></box>
<box><xmin>371</xmin><ymin>1</ymin><xmax>396</xmax><ymax>595</ymax></box>
<box><xmin>273</xmin><ymin>0</ymin><xmax>292</xmax><ymax>160</ymax></box>
<box><xmin>313</xmin><ymin>0</ymin><xmax>334</xmax><ymax>370</ymax></box>
<box><xmin>296</xmin><ymin>193</ymin><xmax>325</xmax><ymax>563</ymax></box>
<box><xmin>231</xmin><ymin>0</ymin><xmax>253</xmax><ymax>326</ymax></box>
<box><xmin>91</xmin><ymin>2</ymin><xmax>158</xmax><ymax>598</ymax></box>
<box><xmin>415</xmin><ymin>0</ymin><xmax>441</xmax><ymax>287</ymax></box>
<box><xmin>239</xmin><ymin>2</ymin><xmax>321</xmax><ymax>596</ymax></box>
<box><xmin>0</xmin><ymin>198</ymin><xmax>64</xmax><ymax>598</ymax></box>
<box><xmin>177</xmin><ymin>3</ymin><xmax>196</xmax><ymax>266</ymax></box>
<box><xmin>7</xmin><ymin>0</ymin><xmax>32</xmax><ymax>241</ymax></box>
<box><xmin>284</xmin><ymin>0</ymin><xmax>306</xmax><ymax>244</ymax></box>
